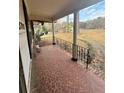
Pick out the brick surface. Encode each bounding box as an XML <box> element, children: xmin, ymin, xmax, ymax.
<box><xmin>30</xmin><ymin>45</ymin><xmax>104</xmax><ymax>93</ymax></box>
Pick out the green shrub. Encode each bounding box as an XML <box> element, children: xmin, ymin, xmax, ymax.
<box><xmin>42</xmin><ymin>26</ymin><xmax>48</xmax><ymax>34</ymax></box>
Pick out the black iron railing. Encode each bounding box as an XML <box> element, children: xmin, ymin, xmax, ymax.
<box><xmin>41</xmin><ymin>37</ymin><xmax>92</xmax><ymax>69</ymax></box>
<box><xmin>55</xmin><ymin>37</ymin><xmax>92</xmax><ymax>69</ymax></box>
<box><xmin>55</xmin><ymin>38</ymin><xmax>73</xmax><ymax>53</ymax></box>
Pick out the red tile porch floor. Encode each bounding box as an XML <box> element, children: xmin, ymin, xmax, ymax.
<box><xmin>30</xmin><ymin>44</ymin><xmax>104</xmax><ymax>93</ymax></box>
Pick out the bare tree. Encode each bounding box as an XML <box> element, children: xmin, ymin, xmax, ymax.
<box><xmin>79</xmin><ymin>17</ymin><xmax>105</xmax><ymax>29</ymax></box>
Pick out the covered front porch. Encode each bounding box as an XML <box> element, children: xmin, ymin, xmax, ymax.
<box><xmin>30</xmin><ymin>41</ymin><xmax>104</xmax><ymax>93</ymax></box>
<box><xmin>19</xmin><ymin>0</ymin><xmax>104</xmax><ymax>93</ymax></box>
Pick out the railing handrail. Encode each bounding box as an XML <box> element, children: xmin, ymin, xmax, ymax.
<box><xmin>41</xmin><ymin>36</ymin><xmax>92</xmax><ymax>68</ymax></box>
<box><xmin>55</xmin><ymin>37</ymin><xmax>89</xmax><ymax>50</ymax></box>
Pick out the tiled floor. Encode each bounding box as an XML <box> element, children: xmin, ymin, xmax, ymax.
<box><xmin>30</xmin><ymin>44</ymin><xmax>104</xmax><ymax>93</ymax></box>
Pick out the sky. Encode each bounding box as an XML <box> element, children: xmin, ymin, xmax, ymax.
<box><xmin>58</xmin><ymin>0</ymin><xmax>105</xmax><ymax>22</ymax></box>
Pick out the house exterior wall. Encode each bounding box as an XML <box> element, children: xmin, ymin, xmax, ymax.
<box><xmin>19</xmin><ymin>0</ymin><xmax>31</xmax><ymax>90</ymax></box>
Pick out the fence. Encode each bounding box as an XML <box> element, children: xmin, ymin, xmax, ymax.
<box><xmin>41</xmin><ymin>37</ymin><xmax>92</xmax><ymax>69</ymax></box>
<box><xmin>55</xmin><ymin>37</ymin><xmax>92</xmax><ymax>69</ymax></box>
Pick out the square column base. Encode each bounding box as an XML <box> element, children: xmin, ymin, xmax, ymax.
<box><xmin>71</xmin><ymin>57</ymin><xmax>77</xmax><ymax>61</ymax></box>
<box><xmin>52</xmin><ymin>43</ymin><xmax>56</xmax><ymax>45</ymax></box>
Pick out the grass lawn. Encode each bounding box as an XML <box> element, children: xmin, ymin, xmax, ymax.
<box><xmin>42</xmin><ymin>29</ymin><xmax>105</xmax><ymax>59</ymax></box>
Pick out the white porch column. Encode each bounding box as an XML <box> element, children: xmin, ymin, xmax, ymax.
<box><xmin>52</xmin><ymin>21</ymin><xmax>56</xmax><ymax>45</ymax></box>
<box><xmin>67</xmin><ymin>15</ymin><xmax>69</xmax><ymax>32</ymax></box>
<box><xmin>72</xmin><ymin>11</ymin><xmax>79</xmax><ymax>61</ymax></box>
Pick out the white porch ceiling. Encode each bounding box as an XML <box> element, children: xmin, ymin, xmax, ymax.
<box><xmin>25</xmin><ymin>0</ymin><xmax>103</xmax><ymax>22</ymax></box>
